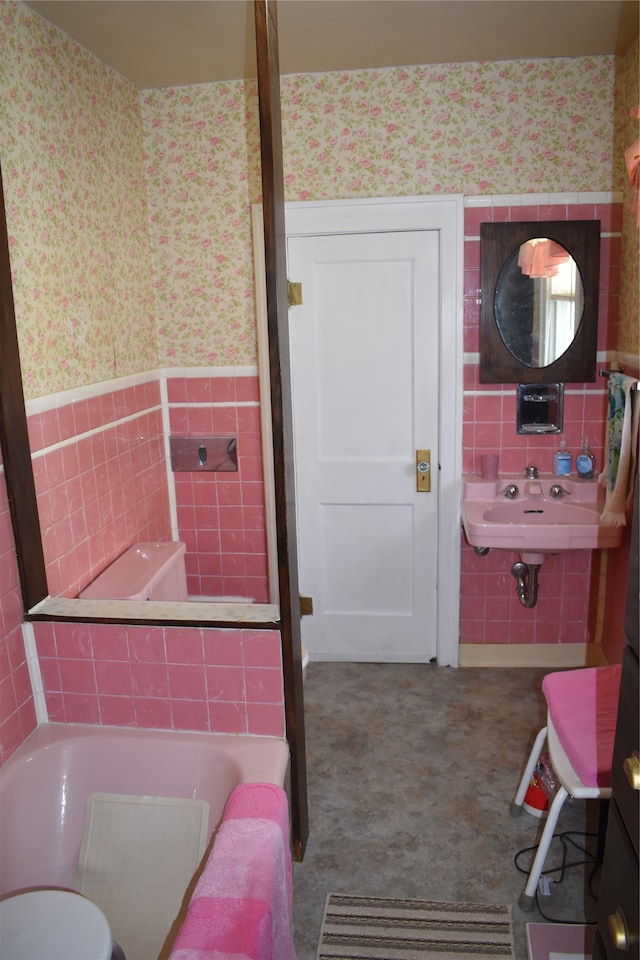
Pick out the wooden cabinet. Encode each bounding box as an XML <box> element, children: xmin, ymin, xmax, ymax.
<box><xmin>593</xmin><ymin>480</ymin><xmax>639</xmax><ymax>960</ymax></box>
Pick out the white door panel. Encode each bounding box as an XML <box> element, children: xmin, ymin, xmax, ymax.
<box><xmin>288</xmin><ymin>230</ymin><xmax>440</xmax><ymax>661</ymax></box>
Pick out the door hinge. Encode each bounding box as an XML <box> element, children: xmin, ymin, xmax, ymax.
<box><xmin>288</xmin><ymin>281</ymin><xmax>303</xmax><ymax>307</ymax></box>
<box><xmin>299</xmin><ymin>596</ymin><xmax>313</xmax><ymax>617</ymax></box>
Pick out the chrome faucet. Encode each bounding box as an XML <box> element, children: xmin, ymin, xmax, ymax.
<box><xmin>550</xmin><ymin>484</ymin><xmax>571</xmax><ymax>499</ymax></box>
<box><xmin>500</xmin><ymin>484</ymin><xmax>519</xmax><ymax>499</ymax></box>
<box><xmin>524</xmin><ymin>465</ymin><xmax>539</xmax><ymax>479</ymax></box>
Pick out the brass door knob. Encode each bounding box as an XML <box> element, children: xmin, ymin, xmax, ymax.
<box><xmin>623</xmin><ymin>751</ymin><xmax>640</xmax><ymax>790</ymax></box>
<box><xmin>608</xmin><ymin>908</ymin><xmax>630</xmax><ymax>952</ymax></box>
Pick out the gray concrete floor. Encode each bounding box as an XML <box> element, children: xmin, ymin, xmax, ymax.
<box><xmin>292</xmin><ymin>662</ymin><xmax>601</xmax><ymax>960</ymax></box>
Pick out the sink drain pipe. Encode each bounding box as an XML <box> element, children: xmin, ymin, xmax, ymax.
<box><xmin>511</xmin><ymin>561</ymin><xmax>541</xmax><ymax>608</ymax></box>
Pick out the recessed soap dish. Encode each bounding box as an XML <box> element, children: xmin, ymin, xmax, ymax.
<box><xmin>516</xmin><ymin>383</ymin><xmax>563</xmax><ymax>435</ymax></box>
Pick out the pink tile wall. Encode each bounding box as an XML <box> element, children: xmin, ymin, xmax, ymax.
<box><xmin>168</xmin><ymin>375</ymin><xmax>269</xmax><ymax>602</ymax></box>
<box><xmin>460</xmin><ymin>540</ymin><xmax>599</xmax><ymax>645</ymax></box>
<box><xmin>461</xmin><ymin>200</ymin><xmax>622</xmax><ymax>645</ymax></box>
<box><xmin>0</xmin><ymin>456</ymin><xmax>36</xmax><ymax>765</ymax></box>
<box><xmin>34</xmin><ymin>622</ymin><xmax>285</xmax><ymax>737</ymax></box>
<box><xmin>28</xmin><ymin>381</ymin><xmax>172</xmax><ymax>598</ymax></box>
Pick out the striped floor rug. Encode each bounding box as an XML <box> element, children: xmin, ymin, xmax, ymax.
<box><xmin>316</xmin><ymin>893</ymin><xmax>515</xmax><ymax>959</ymax></box>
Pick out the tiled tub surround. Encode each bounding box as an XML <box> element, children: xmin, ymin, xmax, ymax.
<box><xmin>24</xmin><ymin>370</ymin><xmax>269</xmax><ymax>604</ymax></box>
<box><xmin>27</xmin><ymin>379</ymin><xmax>172</xmax><ymax>599</ymax></box>
<box><xmin>460</xmin><ymin>196</ymin><xmax>623</xmax><ymax>649</ymax></box>
<box><xmin>0</xmin><ymin>457</ymin><xmax>37</xmax><ymax>763</ymax></box>
<box><xmin>167</xmin><ymin>373</ymin><xmax>269</xmax><ymax>603</ymax></box>
<box><xmin>34</xmin><ymin>622</ymin><xmax>285</xmax><ymax>737</ymax></box>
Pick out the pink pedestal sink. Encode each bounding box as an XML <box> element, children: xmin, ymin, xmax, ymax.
<box><xmin>461</xmin><ymin>475</ymin><xmax>624</xmax><ymax>560</ymax></box>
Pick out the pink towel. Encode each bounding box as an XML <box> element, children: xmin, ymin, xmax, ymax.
<box><xmin>543</xmin><ymin>665</ymin><xmax>621</xmax><ymax>788</ymax></box>
<box><xmin>169</xmin><ymin>784</ymin><xmax>295</xmax><ymax>960</ymax></box>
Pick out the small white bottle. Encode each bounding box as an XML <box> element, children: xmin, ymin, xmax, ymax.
<box><xmin>576</xmin><ymin>436</ymin><xmax>595</xmax><ymax>479</ymax></box>
<box><xmin>553</xmin><ymin>438</ymin><xmax>572</xmax><ymax>476</ymax></box>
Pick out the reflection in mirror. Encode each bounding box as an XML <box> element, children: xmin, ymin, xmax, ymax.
<box><xmin>480</xmin><ymin>220</ymin><xmax>600</xmax><ymax>384</ymax></box>
<box><xmin>495</xmin><ymin>240</ymin><xmax>584</xmax><ymax>368</ymax></box>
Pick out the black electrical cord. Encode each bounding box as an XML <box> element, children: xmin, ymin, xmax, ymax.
<box><xmin>514</xmin><ymin>830</ymin><xmax>601</xmax><ymax>923</ymax></box>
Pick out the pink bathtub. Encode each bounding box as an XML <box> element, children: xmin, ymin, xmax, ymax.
<box><xmin>0</xmin><ymin>722</ymin><xmax>290</xmax><ymax>896</ymax></box>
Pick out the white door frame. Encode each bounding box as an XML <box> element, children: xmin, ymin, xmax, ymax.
<box><xmin>253</xmin><ymin>195</ymin><xmax>463</xmax><ymax>667</ymax></box>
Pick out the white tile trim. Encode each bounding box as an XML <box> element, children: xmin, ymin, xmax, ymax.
<box><xmin>25</xmin><ymin>369</ymin><xmax>159</xmax><ymax>416</ymax></box>
<box><xmin>21</xmin><ymin>622</ymin><xmax>48</xmax><ymax>724</ymax></box>
<box><xmin>464</xmin><ymin>191</ymin><xmax>623</xmax><ymax>207</ymax></box>
<box><xmin>159</xmin><ymin>366</ymin><xmax>258</xmax><ymax>379</ymax></box>
<box><xmin>159</xmin><ymin>377</ymin><xmax>179</xmax><ymax>541</ymax></box>
<box><xmin>168</xmin><ymin>401</ymin><xmax>259</xmax><ymax>408</ymax></box>
<box><xmin>25</xmin><ymin>366</ymin><xmax>260</xmax><ymax>416</ymax></box>
<box><xmin>29</xmin><ymin>405</ymin><xmax>163</xmax><ymax>459</ymax></box>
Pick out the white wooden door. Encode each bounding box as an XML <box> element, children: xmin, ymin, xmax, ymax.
<box><xmin>287</xmin><ymin>229</ymin><xmax>441</xmax><ymax>661</ymax></box>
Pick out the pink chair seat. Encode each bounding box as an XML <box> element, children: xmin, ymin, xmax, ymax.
<box><xmin>542</xmin><ymin>665</ymin><xmax>621</xmax><ymax>788</ymax></box>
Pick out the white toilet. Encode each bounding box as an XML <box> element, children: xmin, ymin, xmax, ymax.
<box><xmin>0</xmin><ymin>890</ymin><xmax>115</xmax><ymax>960</ymax></box>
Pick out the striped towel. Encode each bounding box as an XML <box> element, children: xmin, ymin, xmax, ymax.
<box><xmin>599</xmin><ymin>372</ymin><xmax>639</xmax><ymax>525</ymax></box>
<box><xmin>169</xmin><ymin>783</ymin><xmax>295</xmax><ymax>960</ymax></box>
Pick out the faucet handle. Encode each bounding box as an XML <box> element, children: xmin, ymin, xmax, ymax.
<box><xmin>550</xmin><ymin>484</ymin><xmax>571</xmax><ymax>499</ymax></box>
<box><xmin>500</xmin><ymin>484</ymin><xmax>519</xmax><ymax>499</ymax></box>
<box><xmin>524</xmin><ymin>465</ymin><xmax>539</xmax><ymax>479</ymax></box>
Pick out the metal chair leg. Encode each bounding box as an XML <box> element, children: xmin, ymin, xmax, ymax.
<box><xmin>510</xmin><ymin>726</ymin><xmax>548</xmax><ymax>817</ymax></box>
<box><xmin>518</xmin><ymin>785</ymin><xmax>569</xmax><ymax>911</ymax></box>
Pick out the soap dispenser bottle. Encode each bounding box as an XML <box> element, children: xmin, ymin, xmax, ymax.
<box><xmin>553</xmin><ymin>438</ymin><xmax>572</xmax><ymax>476</ymax></box>
<box><xmin>576</xmin><ymin>436</ymin><xmax>595</xmax><ymax>479</ymax></box>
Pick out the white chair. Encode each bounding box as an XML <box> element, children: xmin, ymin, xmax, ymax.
<box><xmin>510</xmin><ymin>664</ymin><xmax>621</xmax><ymax>911</ymax></box>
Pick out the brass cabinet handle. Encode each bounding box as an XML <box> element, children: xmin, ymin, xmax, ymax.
<box><xmin>608</xmin><ymin>908</ymin><xmax>630</xmax><ymax>952</ymax></box>
<box><xmin>622</xmin><ymin>751</ymin><xmax>640</xmax><ymax>790</ymax></box>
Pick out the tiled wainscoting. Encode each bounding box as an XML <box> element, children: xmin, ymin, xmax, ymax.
<box><xmin>0</xmin><ymin>458</ymin><xmax>37</xmax><ymax>762</ymax></box>
<box><xmin>27</xmin><ymin>380</ymin><xmax>171</xmax><ymax>598</ymax></box>
<box><xmin>167</xmin><ymin>373</ymin><xmax>269</xmax><ymax>602</ymax></box>
<box><xmin>23</xmin><ymin>368</ymin><xmax>269</xmax><ymax>604</ymax></box>
<box><xmin>0</xmin><ymin>366</ymin><xmax>280</xmax><ymax>758</ymax></box>
<box><xmin>34</xmin><ymin>622</ymin><xmax>285</xmax><ymax>737</ymax></box>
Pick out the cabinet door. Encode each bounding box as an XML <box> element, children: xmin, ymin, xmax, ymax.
<box><xmin>611</xmin><ymin>647</ymin><xmax>639</xmax><ymax>853</ymax></box>
<box><xmin>596</xmin><ymin>802</ymin><xmax>639</xmax><ymax>960</ymax></box>
<box><xmin>625</xmin><ymin>475</ymin><xmax>639</xmax><ymax>657</ymax></box>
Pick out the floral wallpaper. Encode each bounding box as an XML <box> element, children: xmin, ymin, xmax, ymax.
<box><xmin>0</xmin><ymin>2</ymin><xmax>157</xmax><ymax>399</ymax></box>
<box><xmin>1</xmin><ymin>1</ymin><xmax>633</xmax><ymax>385</ymax></box>
<box><xmin>142</xmin><ymin>55</ymin><xmax>620</xmax><ymax>368</ymax></box>
<box><xmin>280</xmin><ymin>58</ymin><xmax>620</xmax><ymax>200</ymax></box>
<box><xmin>140</xmin><ymin>82</ymin><xmax>262</xmax><ymax>367</ymax></box>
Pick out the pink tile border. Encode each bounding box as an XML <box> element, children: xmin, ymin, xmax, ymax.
<box><xmin>33</xmin><ymin>622</ymin><xmax>285</xmax><ymax>737</ymax></box>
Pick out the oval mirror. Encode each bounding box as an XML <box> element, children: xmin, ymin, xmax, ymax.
<box><xmin>494</xmin><ymin>238</ymin><xmax>584</xmax><ymax>368</ymax></box>
<box><xmin>480</xmin><ymin>220</ymin><xmax>599</xmax><ymax>384</ymax></box>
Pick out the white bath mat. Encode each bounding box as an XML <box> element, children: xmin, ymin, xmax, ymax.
<box><xmin>77</xmin><ymin>793</ymin><xmax>209</xmax><ymax>960</ymax></box>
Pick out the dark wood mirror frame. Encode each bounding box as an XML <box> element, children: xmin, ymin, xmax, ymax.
<box><xmin>480</xmin><ymin>219</ymin><xmax>600</xmax><ymax>383</ymax></box>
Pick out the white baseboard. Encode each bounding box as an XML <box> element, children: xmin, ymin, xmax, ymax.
<box><xmin>458</xmin><ymin>643</ymin><xmax>608</xmax><ymax>668</ymax></box>
<box><xmin>303</xmin><ymin>644</ymin><xmax>608</xmax><ymax>668</ymax></box>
